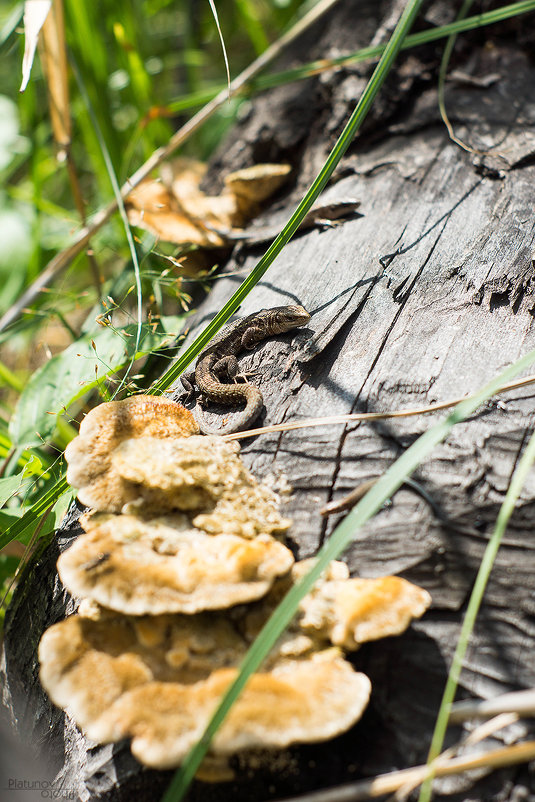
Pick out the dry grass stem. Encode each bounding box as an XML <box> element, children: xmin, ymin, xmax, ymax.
<box><xmin>276</xmin><ymin>740</ymin><xmax>535</xmax><ymax>802</ymax></box>
<box><xmin>451</xmin><ymin>689</ymin><xmax>535</xmax><ymax>722</ymax></box>
<box><xmin>223</xmin><ymin>372</ymin><xmax>535</xmax><ymax>441</ymax></box>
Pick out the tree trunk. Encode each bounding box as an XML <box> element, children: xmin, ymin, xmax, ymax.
<box><xmin>4</xmin><ymin>1</ymin><xmax>535</xmax><ymax>799</ymax></box>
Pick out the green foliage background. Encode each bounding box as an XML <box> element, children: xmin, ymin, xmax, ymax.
<box><xmin>0</xmin><ymin>0</ymin><xmax>303</xmax><ymax>330</ymax></box>
<box><xmin>0</xmin><ymin>0</ymin><xmax>305</xmax><ymax>568</ymax></box>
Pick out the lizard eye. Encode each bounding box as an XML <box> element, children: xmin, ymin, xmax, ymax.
<box><xmin>278</xmin><ymin>305</ymin><xmax>311</xmax><ymax>330</ymax></box>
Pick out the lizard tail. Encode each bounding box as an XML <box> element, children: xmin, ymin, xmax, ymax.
<box><xmin>194</xmin><ymin>385</ymin><xmax>263</xmax><ymax>436</ymax></box>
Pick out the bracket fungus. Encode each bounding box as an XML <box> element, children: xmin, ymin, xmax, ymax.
<box><xmin>125</xmin><ymin>160</ymin><xmax>292</xmax><ymax>248</ymax></box>
<box><xmin>65</xmin><ymin>395</ymin><xmax>199</xmax><ymax>512</ymax></box>
<box><xmin>291</xmin><ymin>560</ymin><xmax>432</xmax><ymax>650</ymax></box>
<box><xmin>39</xmin><ymin>601</ymin><xmax>372</xmax><ymax>770</ymax></box>
<box><xmin>242</xmin><ymin>560</ymin><xmax>432</xmax><ymax>657</ymax></box>
<box><xmin>40</xmin><ymin>397</ymin><xmax>432</xmax><ymax>778</ymax></box>
<box><xmin>109</xmin><ymin>434</ymin><xmax>292</xmax><ymax>536</ymax></box>
<box><xmin>67</xmin><ymin>400</ymin><xmax>291</xmax><ymax>536</ymax></box>
<box><xmin>57</xmin><ymin>512</ymin><xmax>295</xmax><ymax>615</ymax></box>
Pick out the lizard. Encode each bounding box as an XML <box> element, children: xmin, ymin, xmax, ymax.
<box><xmin>181</xmin><ymin>305</ymin><xmax>311</xmax><ymax>436</ymax></box>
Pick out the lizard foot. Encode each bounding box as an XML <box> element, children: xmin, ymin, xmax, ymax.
<box><xmin>233</xmin><ymin>370</ymin><xmax>257</xmax><ymax>383</ymax></box>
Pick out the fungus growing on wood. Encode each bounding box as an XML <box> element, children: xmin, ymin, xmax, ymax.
<box><xmin>109</xmin><ymin>435</ymin><xmax>291</xmax><ymax>536</ymax></box>
<box><xmin>64</xmin><ymin>396</ymin><xmax>198</xmax><ymax>513</ymax></box>
<box><xmin>41</xmin><ymin>551</ymin><xmax>431</xmax><ymax>773</ymax></box>
<box><xmin>113</xmin><ymin>655</ymin><xmax>370</xmax><ymax>770</ymax></box>
<box><xmin>66</xmin><ymin>421</ymin><xmax>292</xmax><ymax>537</ymax></box>
<box><xmin>57</xmin><ymin>512</ymin><xmax>295</xmax><ymax>615</ymax></box>
<box><xmin>125</xmin><ymin>160</ymin><xmax>292</xmax><ymax>248</ymax></box>
<box><xmin>223</xmin><ymin>163</ymin><xmax>292</xmax><ymax>217</ymax></box>
<box><xmin>39</xmin><ymin>607</ymin><xmax>371</xmax><ymax>770</ymax></box>
<box><xmin>39</xmin><ymin>608</ymin><xmax>248</xmax><ymax>742</ymax></box>
<box><xmin>44</xmin><ymin>395</ymin><xmax>432</xmax><ymax>778</ymax></box>
<box><xmin>243</xmin><ymin>560</ymin><xmax>432</xmax><ymax>655</ymax></box>
<box><xmin>109</xmin><ymin>434</ymin><xmax>244</xmax><ymax>512</ymax></box>
<box><xmin>292</xmin><ymin>560</ymin><xmax>432</xmax><ymax>650</ymax></box>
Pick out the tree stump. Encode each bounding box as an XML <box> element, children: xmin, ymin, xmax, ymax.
<box><xmin>3</xmin><ymin>1</ymin><xmax>535</xmax><ymax>799</ymax></box>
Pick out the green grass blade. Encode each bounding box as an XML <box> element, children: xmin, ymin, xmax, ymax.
<box><xmin>234</xmin><ymin>0</ymin><xmax>270</xmax><ymax>55</ymax></box>
<box><xmin>0</xmin><ymin>360</ymin><xmax>24</xmax><ymax>393</ymax></box>
<box><xmin>167</xmin><ymin>85</ymin><xmax>224</xmax><ymax>114</ymax></box>
<box><xmin>162</xmin><ymin>341</ymin><xmax>535</xmax><ymax>802</ymax></box>
<box><xmin>418</xmin><ymin>426</ymin><xmax>535</xmax><ymax>802</ymax></box>
<box><xmin>70</xmin><ymin>57</ymin><xmax>144</xmax><ymax>398</ymax></box>
<box><xmin>65</xmin><ymin>1</ymin><xmax>124</xmax><ymax>176</ymax></box>
<box><xmin>151</xmin><ymin>0</ymin><xmax>426</xmax><ymax>397</ymax></box>
<box><xmin>207</xmin><ymin>0</ymin><xmax>231</xmax><ymax>94</ymax></box>
<box><xmin>0</xmin><ymin>475</ymin><xmax>68</xmax><ymax>550</ymax></box>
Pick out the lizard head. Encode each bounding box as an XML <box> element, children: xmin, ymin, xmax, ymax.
<box><xmin>271</xmin><ymin>305</ymin><xmax>311</xmax><ymax>334</ymax></box>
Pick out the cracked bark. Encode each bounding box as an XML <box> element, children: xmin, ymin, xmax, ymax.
<box><xmin>3</xmin><ymin>1</ymin><xmax>535</xmax><ymax>800</ymax></box>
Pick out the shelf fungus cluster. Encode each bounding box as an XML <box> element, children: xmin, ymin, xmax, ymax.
<box><xmin>125</xmin><ymin>159</ymin><xmax>292</xmax><ymax>250</ymax></box>
<box><xmin>39</xmin><ymin>395</ymin><xmax>432</xmax><ymax>778</ymax></box>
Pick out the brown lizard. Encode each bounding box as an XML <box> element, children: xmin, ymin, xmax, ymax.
<box><xmin>181</xmin><ymin>305</ymin><xmax>311</xmax><ymax>435</ymax></box>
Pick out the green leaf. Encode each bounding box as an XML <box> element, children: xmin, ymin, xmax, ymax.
<box><xmin>14</xmin><ymin>487</ymin><xmax>74</xmax><ymax>546</ymax></box>
<box><xmin>0</xmin><ymin>476</ymin><xmax>69</xmax><ymax>551</ymax></box>
<box><xmin>0</xmin><ymin>509</ymin><xmax>23</xmax><ymax>540</ymax></box>
<box><xmin>10</xmin><ymin>315</ymin><xmax>185</xmax><ymax>448</ymax></box>
<box><xmin>0</xmin><ymin>553</ymin><xmax>20</xmax><ymax>585</ymax></box>
<box><xmin>0</xmin><ymin>471</ymin><xmax>31</xmax><ymax>508</ymax></box>
<box><xmin>50</xmin><ymin>485</ymin><xmax>75</xmax><ymax>531</ymax></box>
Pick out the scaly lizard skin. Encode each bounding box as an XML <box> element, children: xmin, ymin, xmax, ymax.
<box><xmin>181</xmin><ymin>305</ymin><xmax>311</xmax><ymax>435</ymax></box>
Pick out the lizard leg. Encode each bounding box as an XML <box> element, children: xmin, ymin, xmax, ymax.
<box><xmin>180</xmin><ymin>371</ymin><xmax>196</xmax><ymax>402</ymax></box>
<box><xmin>241</xmin><ymin>326</ymin><xmax>264</xmax><ymax>349</ymax></box>
<box><xmin>234</xmin><ymin>368</ymin><xmax>258</xmax><ymax>383</ymax></box>
<box><xmin>212</xmin><ymin>355</ymin><xmax>253</xmax><ymax>384</ymax></box>
<box><xmin>213</xmin><ymin>355</ymin><xmax>238</xmax><ymax>379</ymax></box>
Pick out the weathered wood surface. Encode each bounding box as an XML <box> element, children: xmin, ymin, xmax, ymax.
<box><xmin>4</xmin><ymin>0</ymin><xmax>535</xmax><ymax>799</ymax></box>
